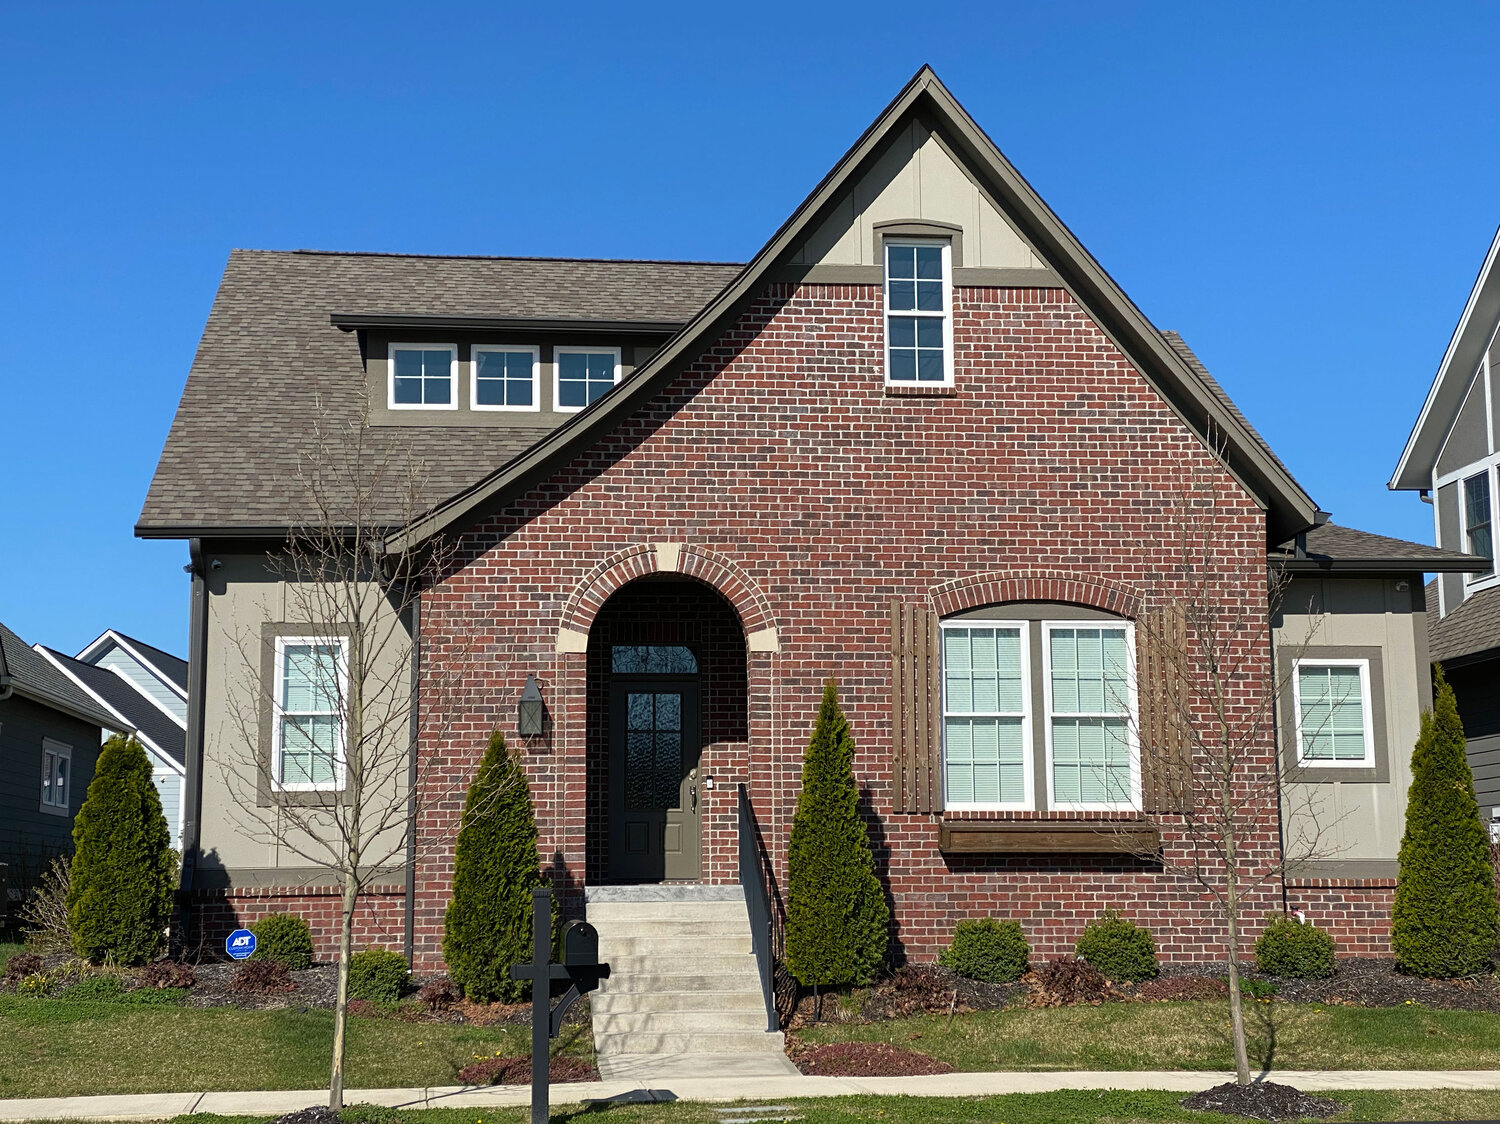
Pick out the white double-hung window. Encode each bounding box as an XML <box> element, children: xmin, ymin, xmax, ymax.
<box><xmin>884</xmin><ymin>240</ymin><xmax>952</xmax><ymax>386</ymax></box>
<box><xmin>1046</xmin><ymin>625</ymin><xmax>1136</xmax><ymax>810</ymax></box>
<box><xmin>1292</xmin><ymin>660</ymin><xmax>1373</xmax><ymax>767</ymax></box>
<box><xmin>272</xmin><ymin>637</ymin><xmax>346</xmax><ymax>790</ymax></box>
<box><xmin>40</xmin><ymin>738</ymin><xmax>71</xmax><ymax>814</ymax></box>
<box><xmin>941</xmin><ymin>624</ymin><xmax>1030</xmax><ymax>808</ymax></box>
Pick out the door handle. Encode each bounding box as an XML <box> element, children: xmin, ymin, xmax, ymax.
<box><xmin>690</xmin><ymin>784</ymin><xmax>697</xmax><ymax>813</ymax></box>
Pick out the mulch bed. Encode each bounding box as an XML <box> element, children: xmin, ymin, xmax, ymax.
<box><xmin>1181</xmin><ymin>1080</ymin><xmax>1346</xmax><ymax>1121</ymax></box>
<box><xmin>455</xmin><ymin>1054</ymin><xmax>599</xmax><ymax>1085</ymax></box>
<box><xmin>788</xmin><ymin>964</ymin><xmax>1020</xmax><ymax>1027</ymax></box>
<box><xmin>269</xmin><ymin>1109</ymin><xmax>342</xmax><ymax>1124</ymax></box>
<box><xmin>1142</xmin><ymin>958</ymin><xmax>1500</xmax><ymax>1014</ymax></box>
<box><xmin>790</xmin><ymin>1041</ymin><xmax>954</xmax><ymax>1077</ymax></box>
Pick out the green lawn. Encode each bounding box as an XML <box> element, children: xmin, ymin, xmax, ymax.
<box><xmin>0</xmin><ymin>997</ymin><xmax>591</xmax><ymax>1099</ymax></box>
<box><xmin>793</xmin><ymin>1000</ymin><xmax>1500</xmax><ymax>1072</ymax></box>
<box><xmin>0</xmin><ymin>941</ymin><xmax>26</xmax><ymax>969</ymax></box>
<box><xmin>28</xmin><ymin>1089</ymin><xmax>1500</xmax><ymax>1124</ymax></box>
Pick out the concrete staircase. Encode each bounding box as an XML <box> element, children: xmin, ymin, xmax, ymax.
<box><xmin>587</xmin><ymin>885</ymin><xmax>796</xmax><ymax>1080</ymax></box>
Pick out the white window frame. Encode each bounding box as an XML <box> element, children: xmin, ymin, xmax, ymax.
<box><xmin>471</xmin><ymin>345</ymin><xmax>541</xmax><ymax>413</ymax></box>
<box><xmin>939</xmin><ymin>620</ymin><xmax>1034</xmax><ymax>811</ymax></box>
<box><xmin>386</xmin><ymin>343</ymin><xmax>458</xmax><ymax>411</ymax></box>
<box><xmin>883</xmin><ymin>238</ymin><xmax>954</xmax><ymax>388</ymax></box>
<box><xmin>553</xmin><ymin>346</ymin><xmax>622</xmax><ymax>414</ymax></box>
<box><xmin>1291</xmin><ymin>658</ymin><xmax>1375</xmax><ymax>768</ymax></box>
<box><xmin>1461</xmin><ymin>464</ymin><xmax>1498</xmax><ymax>588</ymax></box>
<box><xmin>1042</xmin><ymin>621</ymin><xmax>1141</xmax><ymax>813</ymax></box>
<box><xmin>270</xmin><ymin>636</ymin><xmax>348</xmax><ymax>792</ymax></box>
<box><xmin>40</xmin><ymin>738</ymin><xmax>72</xmax><ymax>815</ymax></box>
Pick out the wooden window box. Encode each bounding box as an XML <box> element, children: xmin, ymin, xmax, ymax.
<box><xmin>938</xmin><ymin>818</ymin><xmax>1160</xmax><ymax>855</ymax></box>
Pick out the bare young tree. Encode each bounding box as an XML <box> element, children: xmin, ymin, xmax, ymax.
<box><xmin>1119</xmin><ymin>454</ymin><xmax>1344</xmax><ymax>1086</ymax></box>
<box><xmin>217</xmin><ymin>407</ymin><xmax>498</xmax><ymax>1108</ymax></box>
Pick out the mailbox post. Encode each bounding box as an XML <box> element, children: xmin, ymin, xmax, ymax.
<box><xmin>508</xmin><ymin>886</ymin><xmax>609</xmax><ymax>1124</ymax></box>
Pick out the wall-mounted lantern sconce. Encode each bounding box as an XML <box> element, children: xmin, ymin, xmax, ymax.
<box><xmin>518</xmin><ymin>674</ymin><xmax>546</xmax><ymax>736</ymax></box>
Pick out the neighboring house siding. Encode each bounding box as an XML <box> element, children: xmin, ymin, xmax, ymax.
<box><xmin>95</xmin><ymin>645</ymin><xmax>187</xmax><ymax>724</ymax></box>
<box><xmin>152</xmin><ymin>770</ymin><xmax>182</xmax><ymax>850</ymax></box>
<box><xmin>1446</xmin><ymin>656</ymin><xmax>1500</xmax><ymax>823</ymax></box>
<box><xmin>0</xmin><ymin>695</ymin><xmax>99</xmax><ymax>886</ymax></box>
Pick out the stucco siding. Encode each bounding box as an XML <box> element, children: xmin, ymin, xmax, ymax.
<box><xmin>1436</xmin><ymin>371</ymin><xmax>1490</xmax><ymax>479</ymax></box>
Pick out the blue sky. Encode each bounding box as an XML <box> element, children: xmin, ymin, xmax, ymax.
<box><xmin>3</xmin><ymin>2</ymin><xmax>1497</xmax><ymax>657</ymax></box>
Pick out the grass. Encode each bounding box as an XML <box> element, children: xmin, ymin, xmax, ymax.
<box><xmin>793</xmin><ymin>999</ymin><xmax>1500</xmax><ymax>1072</ymax></box>
<box><xmin>0</xmin><ymin>996</ymin><xmax>592</xmax><ymax>1098</ymax></box>
<box><xmin>0</xmin><ymin>940</ymin><xmax>27</xmax><ymax>969</ymax></box>
<box><xmin>18</xmin><ymin>1089</ymin><xmax>1500</xmax><ymax>1123</ymax></box>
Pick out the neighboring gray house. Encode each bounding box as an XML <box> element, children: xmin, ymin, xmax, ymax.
<box><xmin>0</xmin><ymin>622</ymin><xmax>117</xmax><ymax>901</ymax></box>
<box><xmin>36</xmin><ymin>634</ymin><xmax>188</xmax><ymax>850</ymax></box>
<box><xmin>1391</xmin><ymin>225</ymin><xmax>1500</xmax><ymax>836</ymax></box>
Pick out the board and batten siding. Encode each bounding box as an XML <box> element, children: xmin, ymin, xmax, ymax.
<box><xmin>93</xmin><ymin>645</ymin><xmax>187</xmax><ymax>724</ymax></box>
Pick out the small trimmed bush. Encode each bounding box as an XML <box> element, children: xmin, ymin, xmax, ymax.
<box><xmin>937</xmin><ymin>918</ymin><xmax>1030</xmax><ymax>982</ymax></box>
<box><xmin>1255</xmin><ymin>916</ymin><xmax>1336</xmax><ymax>979</ymax></box>
<box><xmin>250</xmin><ymin>913</ymin><xmax>314</xmax><ymax>970</ymax></box>
<box><xmin>348</xmin><ymin>948</ymin><xmax>409</xmax><ymax>1002</ymax></box>
<box><xmin>1074</xmin><ymin>911</ymin><xmax>1158</xmax><ymax>982</ymax></box>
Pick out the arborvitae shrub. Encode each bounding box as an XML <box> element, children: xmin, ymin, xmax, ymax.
<box><xmin>443</xmin><ymin>730</ymin><xmax>544</xmax><ymax>1002</ymax></box>
<box><xmin>937</xmin><ymin>918</ymin><xmax>1030</xmax><ymax>982</ymax></box>
<box><xmin>785</xmin><ymin>679</ymin><xmax>891</xmax><ymax>988</ymax></box>
<box><xmin>1255</xmin><ymin>916</ymin><xmax>1335</xmax><ymax>979</ymax></box>
<box><xmin>347</xmin><ymin>948</ymin><xmax>408</xmax><ymax>1002</ymax></box>
<box><xmin>1392</xmin><ymin>668</ymin><xmax>1499</xmax><ymax>977</ymax></box>
<box><xmin>251</xmin><ymin>913</ymin><xmax>314</xmax><ymax>970</ymax></box>
<box><xmin>66</xmin><ymin>735</ymin><xmax>174</xmax><ymax>965</ymax></box>
<box><xmin>1074</xmin><ymin>911</ymin><xmax>1158</xmax><ymax>982</ymax></box>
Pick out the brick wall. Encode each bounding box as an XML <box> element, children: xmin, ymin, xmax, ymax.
<box><xmin>185</xmin><ymin>887</ymin><xmax>407</xmax><ymax>962</ymax></box>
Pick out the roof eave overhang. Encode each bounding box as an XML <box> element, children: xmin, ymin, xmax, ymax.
<box><xmin>1390</xmin><ymin>224</ymin><xmax>1500</xmax><ymax>491</ymax></box>
<box><xmin>329</xmin><ymin>313</ymin><xmax>687</xmax><ymax>336</ymax></box>
<box><xmin>1270</xmin><ymin>557</ymin><xmax>1490</xmax><ymax>575</ymax></box>
<box><xmin>135</xmin><ymin>523</ymin><xmax>296</xmax><ymax>541</ymax></box>
<box><xmin>381</xmin><ymin>66</ymin><xmax>1319</xmax><ymax>554</ymax></box>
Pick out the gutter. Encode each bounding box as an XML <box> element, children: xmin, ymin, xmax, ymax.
<box><xmin>330</xmin><ymin>312</ymin><xmax>685</xmax><ymax>336</ymax></box>
<box><xmin>1269</xmin><ymin>557</ymin><xmax>1491</xmax><ymax>575</ymax></box>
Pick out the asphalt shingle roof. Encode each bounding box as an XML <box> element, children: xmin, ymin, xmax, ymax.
<box><xmin>0</xmin><ymin>622</ymin><xmax>115</xmax><ymax>728</ymax></box>
<box><xmin>40</xmin><ymin>649</ymin><xmax>185</xmax><ymax>766</ymax></box>
<box><xmin>1269</xmin><ymin>523</ymin><xmax>1486</xmax><ymax>569</ymax></box>
<box><xmin>110</xmin><ymin>632</ymin><xmax>188</xmax><ymax>693</ymax></box>
<box><xmin>1427</xmin><ymin>580</ymin><xmax>1500</xmax><ymax>664</ymax></box>
<box><xmin>137</xmin><ymin>250</ymin><xmax>743</xmax><ymax>532</ymax></box>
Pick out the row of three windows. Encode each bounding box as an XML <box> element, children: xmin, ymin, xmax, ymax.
<box><xmin>389</xmin><ymin>345</ymin><xmax>621</xmax><ymax>413</ymax></box>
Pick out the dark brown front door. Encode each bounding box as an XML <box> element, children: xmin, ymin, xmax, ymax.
<box><xmin>608</xmin><ymin>679</ymin><xmax>702</xmax><ymax>882</ymax></box>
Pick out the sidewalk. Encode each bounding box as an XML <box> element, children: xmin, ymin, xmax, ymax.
<box><xmin>3</xmin><ymin>1071</ymin><xmax>1499</xmax><ymax>1122</ymax></box>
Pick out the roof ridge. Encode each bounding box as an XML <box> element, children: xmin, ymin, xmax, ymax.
<box><xmin>238</xmin><ymin>248</ymin><xmax>746</xmax><ymax>267</ymax></box>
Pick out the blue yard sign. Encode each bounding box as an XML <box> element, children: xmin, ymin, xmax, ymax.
<box><xmin>226</xmin><ymin>928</ymin><xmax>257</xmax><ymax>960</ymax></box>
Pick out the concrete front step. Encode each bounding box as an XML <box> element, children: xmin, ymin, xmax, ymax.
<box><xmin>598</xmin><ymin>969</ymin><xmax>760</xmax><ymax>994</ymax></box>
<box><xmin>601</xmin><ymin>953</ymin><xmax>757</xmax><ymax>975</ymax></box>
<box><xmin>592</xmin><ymin>989</ymin><xmax>766</xmax><ymax>1013</ymax></box>
<box><xmin>587</xmin><ymin>902</ymin><xmax>751</xmax><ymax>924</ymax></box>
<box><xmin>593</xmin><ymin>1029</ymin><xmax>786</xmax><ymax>1056</ymax></box>
<box><xmin>601</xmin><ymin>935</ymin><xmax>753</xmax><ymax>957</ymax></box>
<box><xmin>593</xmin><ymin>1008</ymin><xmax>770</xmax><ymax>1034</ymax></box>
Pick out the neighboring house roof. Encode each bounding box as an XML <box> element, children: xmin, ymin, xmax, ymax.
<box><xmin>1391</xmin><ymin>223</ymin><xmax>1500</xmax><ymax>491</ymax></box>
<box><xmin>35</xmin><ymin>648</ymin><xmax>187</xmax><ymax>770</ymax></box>
<box><xmin>0</xmin><ymin>622</ymin><xmax>118</xmax><ymax>729</ymax></box>
<box><xmin>1269</xmin><ymin>523</ymin><xmax>1487</xmax><ymax>574</ymax></box>
<box><xmin>79</xmin><ymin>629</ymin><xmax>189</xmax><ymax>695</ymax></box>
<box><xmin>386</xmin><ymin>67</ymin><xmax>1320</xmax><ymax>552</ymax></box>
<box><xmin>1426</xmin><ymin>580</ymin><xmax>1500</xmax><ymax>666</ymax></box>
<box><xmin>136</xmin><ymin>252</ymin><xmax>742</xmax><ymax>534</ymax></box>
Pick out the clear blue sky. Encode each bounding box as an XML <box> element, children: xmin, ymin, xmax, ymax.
<box><xmin>3</xmin><ymin>2</ymin><xmax>1497</xmax><ymax>658</ymax></box>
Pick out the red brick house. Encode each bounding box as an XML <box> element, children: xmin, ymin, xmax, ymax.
<box><xmin>139</xmin><ymin>69</ymin><xmax>1478</xmax><ymax>1027</ymax></box>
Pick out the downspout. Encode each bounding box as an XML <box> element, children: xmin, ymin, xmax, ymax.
<box><xmin>1266</xmin><ymin>569</ymin><xmax>1290</xmax><ymax>916</ymax></box>
<box><xmin>403</xmin><ymin>589</ymin><xmax>420</xmax><ymax>965</ymax></box>
<box><xmin>180</xmin><ymin>539</ymin><xmax>210</xmax><ymax>919</ymax></box>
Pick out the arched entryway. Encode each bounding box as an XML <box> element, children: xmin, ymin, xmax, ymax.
<box><xmin>585</xmin><ymin>576</ymin><xmax>748</xmax><ymax>884</ymax></box>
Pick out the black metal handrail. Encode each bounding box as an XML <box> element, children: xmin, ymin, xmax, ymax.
<box><xmin>738</xmin><ymin>782</ymin><xmax>793</xmax><ymax>1031</ymax></box>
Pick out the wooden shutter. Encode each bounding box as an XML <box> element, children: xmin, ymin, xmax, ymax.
<box><xmin>891</xmin><ymin>601</ymin><xmax>941</xmax><ymax>813</ymax></box>
<box><xmin>1138</xmin><ymin>603</ymin><xmax>1192</xmax><ymax>813</ymax></box>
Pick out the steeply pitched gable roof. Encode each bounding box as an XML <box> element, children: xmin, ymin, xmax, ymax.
<box><xmin>37</xmin><ymin>648</ymin><xmax>186</xmax><ymax>768</ymax></box>
<box><xmin>387</xmin><ymin>67</ymin><xmax>1320</xmax><ymax>552</ymax></box>
<box><xmin>0</xmin><ymin>622</ymin><xmax>117</xmax><ymax>729</ymax></box>
<box><xmin>83</xmin><ymin>630</ymin><xmax>189</xmax><ymax>694</ymax></box>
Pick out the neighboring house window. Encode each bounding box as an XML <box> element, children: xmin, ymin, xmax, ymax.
<box><xmin>884</xmin><ymin>239</ymin><xmax>952</xmax><ymax>386</ymax></box>
<box><xmin>938</xmin><ymin>618</ymin><xmax>1138</xmax><ymax>812</ymax></box>
<box><xmin>388</xmin><ymin>344</ymin><xmax>457</xmax><ymax>410</ymax></box>
<box><xmin>1464</xmin><ymin>469</ymin><xmax>1494</xmax><ymax>577</ymax></box>
<box><xmin>272</xmin><ymin>637</ymin><xmax>345</xmax><ymax>790</ymax></box>
<box><xmin>40</xmin><ymin>738</ymin><xmax>71</xmax><ymax>814</ymax></box>
<box><xmin>555</xmin><ymin>347</ymin><xmax>621</xmax><ymax>412</ymax></box>
<box><xmin>472</xmin><ymin>346</ymin><xmax>540</xmax><ymax>411</ymax></box>
<box><xmin>1293</xmin><ymin>660</ymin><xmax>1373</xmax><ymax>767</ymax></box>
<box><xmin>941</xmin><ymin>624</ymin><xmax>1030</xmax><ymax>808</ymax></box>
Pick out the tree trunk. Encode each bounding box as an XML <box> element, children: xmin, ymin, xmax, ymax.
<box><xmin>1223</xmin><ymin>847</ymin><xmax>1252</xmax><ymax>1084</ymax></box>
<box><xmin>329</xmin><ymin>875</ymin><xmax>357</xmax><ymax>1109</ymax></box>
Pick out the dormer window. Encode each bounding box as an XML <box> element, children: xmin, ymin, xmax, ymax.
<box><xmin>472</xmin><ymin>346</ymin><xmax>540</xmax><ymax>412</ymax></box>
<box><xmin>555</xmin><ymin>347</ymin><xmax>621</xmax><ymax>413</ymax></box>
<box><xmin>388</xmin><ymin>344</ymin><xmax>457</xmax><ymax>410</ymax></box>
<box><xmin>884</xmin><ymin>239</ymin><xmax>952</xmax><ymax>386</ymax></box>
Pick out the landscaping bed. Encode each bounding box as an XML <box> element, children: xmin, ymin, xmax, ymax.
<box><xmin>789</xmin><ymin>1040</ymin><xmax>954</xmax><ymax>1076</ymax></box>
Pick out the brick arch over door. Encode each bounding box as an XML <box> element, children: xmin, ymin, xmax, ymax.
<box><xmin>929</xmin><ymin>570</ymin><xmax>1145</xmax><ymax>620</ymax></box>
<box><xmin>557</xmin><ymin>543</ymin><xmax>780</xmax><ymax>651</ymax></box>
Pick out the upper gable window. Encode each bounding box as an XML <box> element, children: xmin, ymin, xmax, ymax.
<box><xmin>555</xmin><ymin>347</ymin><xmax>621</xmax><ymax>413</ymax></box>
<box><xmin>472</xmin><ymin>346</ymin><xmax>540</xmax><ymax>412</ymax></box>
<box><xmin>389</xmin><ymin>344</ymin><xmax>457</xmax><ymax>410</ymax></box>
<box><xmin>884</xmin><ymin>239</ymin><xmax>952</xmax><ymax>386</ymax></box>
<box><xmin>1464</xmin><ymin>469</ymin><xmax>1494</xmax><ymax>579</ymax></box>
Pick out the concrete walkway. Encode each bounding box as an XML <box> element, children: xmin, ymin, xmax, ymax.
<box><xmin>2</xmin><ymin>1071</ymin><xmax>1498</xmax><ymax>1121</ymax></box>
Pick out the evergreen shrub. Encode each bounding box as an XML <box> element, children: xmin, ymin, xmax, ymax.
<box><xmin>937</xmin><ymin>918</ymin><xmax>1030</xmax><ymax>982</ymax></box>
<box><xmin>251</xmin><ymin>913</ymin><xmax>314</xmax><ymax>970</ymax></box>
<box><xmin>1392</xmin><ymin>668</ymin><xmax>1499</xmax><ymax>977</ymax></box>
<box><xmin>1254</xmin><ymin>916</ymin><xmax>1335</xmax><ymax>979</ymax></box>
<box><xmin>348</xmin><ymin>948</ymin><xmax>408</xmax><ymax>1002</ymax></box>
<box><xmin>443</xmin><ymin>730</ymin><xmax>545</xmax><ymax>1002</ymax></box>
<box><xmin>785</xmin><ymin>679</ymin><xmax>891</xmax><ymax>988</ymax></box>
<box><xmin>1074</xmin><ymin>911</ymin><xmax>1158</xmax><ymax>982</ymax></box>
<box><xmin>66</xmin><ymin>735</ymin><xmax>175</xmax><ymax>965</ymax></box>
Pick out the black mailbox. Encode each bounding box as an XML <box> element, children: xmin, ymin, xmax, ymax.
<box><xmin>561</xmin><ymin>920</ymin><xmax>607</xmax><ymax>994</ymax></box>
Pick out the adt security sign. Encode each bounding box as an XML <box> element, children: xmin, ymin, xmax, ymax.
<box><xmin>226</xmin><ymin>929</ymin><xmax>257</xmax><ymax>960</ymax></box>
